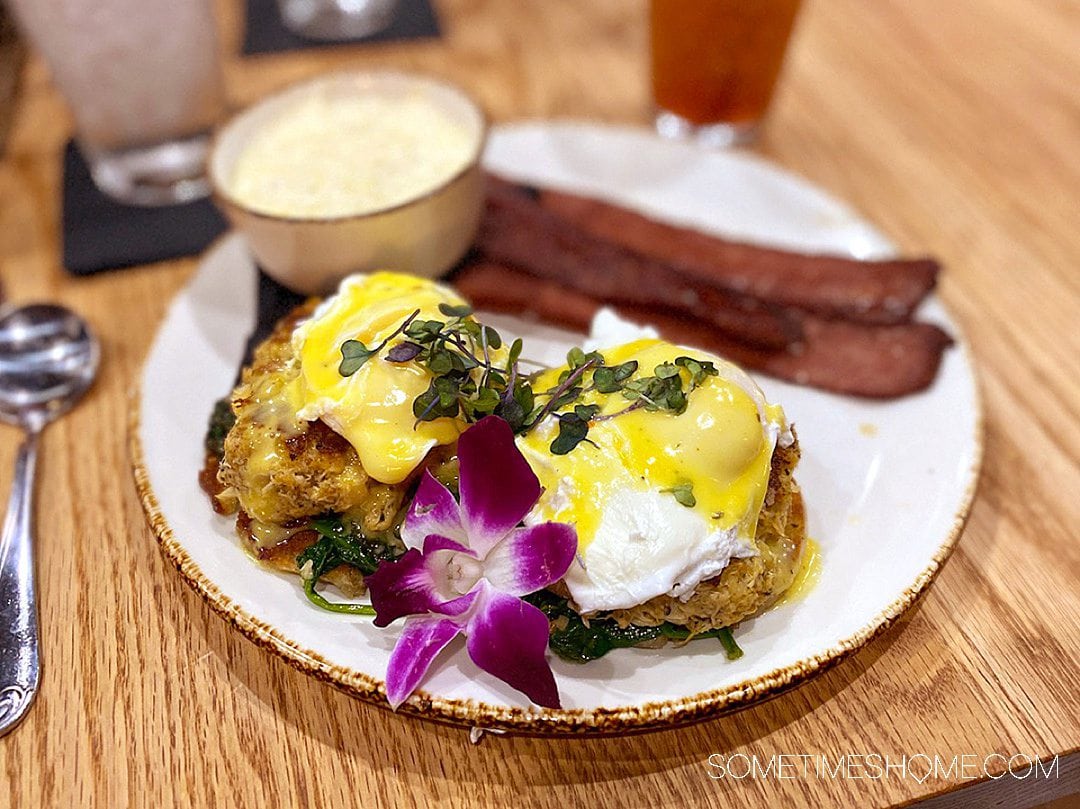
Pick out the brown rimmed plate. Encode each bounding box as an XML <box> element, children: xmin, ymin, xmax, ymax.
<box><xmin>131</xmin><ymin>123</ymin><xmax>981</xmax><ymax>736</ymax></box>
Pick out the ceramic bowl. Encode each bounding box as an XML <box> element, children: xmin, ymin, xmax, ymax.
<box><xmin>209</xmin><ymin>71</ymin><xmax>487</xmax><ymax>295</ymax></box>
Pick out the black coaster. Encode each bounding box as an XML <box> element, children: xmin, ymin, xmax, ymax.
<box><xmin>242</xmin><ymin>0</ymin><xmax>441</xmax><ymax>55</ymax></box>
<box><xmin>61</xmin><ymin>141</ymin><xmax>228</xmax><ymax>276</ymax></box>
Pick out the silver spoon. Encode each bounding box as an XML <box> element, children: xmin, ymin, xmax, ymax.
<box><xmin>0</xmin><ymin>305</ymin><xmax>99</xmax><ymax>736</ymax></box>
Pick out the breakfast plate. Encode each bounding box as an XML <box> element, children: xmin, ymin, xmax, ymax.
<box><xmin>132</xmin><ymin>122</ymin><xmax>981</xmax><ymax>735</ymax></box>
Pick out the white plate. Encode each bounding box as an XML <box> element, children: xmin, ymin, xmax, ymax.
<box><xmin>132</xmin><ymin>122</ymin><xmax>981</xmax><ymax>735</ymax></box>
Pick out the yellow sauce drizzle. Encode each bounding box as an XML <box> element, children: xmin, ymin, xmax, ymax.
<box><xmin>776</xmin><ymin>537</ymin><xmax>822</xmax><ymax>605</ymax></box>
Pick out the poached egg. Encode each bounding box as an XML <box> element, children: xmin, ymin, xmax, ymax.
<box><xmin>288</xmin><ymin>272</ymin><xmax>470</xmax><ymax>484</ymax></box>
<box><xmin>518</xmin><ymin>338</ymin><xmax>789</xmax><ymax>613</ymax></box>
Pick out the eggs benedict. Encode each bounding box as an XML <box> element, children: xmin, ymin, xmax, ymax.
<box><xmin>216</xmin><ymin>272</ymin><xmax>474</xmax><ymax>529</ymax></box>
<box><xmin>518</xmin><ymin>338</ymin><xmax>804</xmax><ymax>635</ymax></box>
<box><xmin>206</xmin><ymin>272</ymin><xmax>805</xmax><ymax>641</ymax></box>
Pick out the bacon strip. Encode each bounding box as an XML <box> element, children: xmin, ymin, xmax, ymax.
<box><xmin>477</xmin><ymin>181</ymin><xmax>801</xmax><ymax>350</ymax></box>
<box><xmin>452</xmin><ymin>260</ymin><xmax>953</xmax><ymax>399</ymax></box>
<box><xmin>487</xmin><ymin>174</ymin><xmax>939</xmax><ymax>325</ymax></box>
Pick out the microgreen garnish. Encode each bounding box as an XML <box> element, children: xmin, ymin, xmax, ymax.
<box><xmin>338</xmin><ymin>308</ymin><xmax>421</xmax><ymax>377</ymax></box>
<box><xmin>675</xmin><ymin>355</ymin><xmax>719</xmax><ymax>388</ymax></box>
<box><xmin>663</xmin><ymin>482</ymin><xmax>697</xmax><ymax>508</ymax></box>
<box><xmin>437</xmin><ymin>302</ymin><xmax>474</xmax><ymax>319</ymax></box>
<box><xmin>592</xmin><ymin>360</ymin><xmax>638</xmax><ymax>394</ymax></box>
<box><xmin>338</xmin><ymin>340</ymin><xmax>377</xmax><ymax>377</ymax></box>
<box><xmin>385</xmin><ymin>341</ymin><xmax>422</xmax><ymax>363</ymax></box>
<box><xmin>340</xmin><ymin>307</ymin><xmax>529</xmax><ymax>429</ymax></box>
<box><xmin>550</xmin><ymin>411</ymin><xmax>590</xmax><ymax>455</ymax></box>
<box><xmin>340</xmin><ymin>307</ymin><xmax>723</xmax><ymax>455</ymax></box>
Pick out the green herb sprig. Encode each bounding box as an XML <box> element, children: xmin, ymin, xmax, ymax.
<box><xmin>336</xmin><ymin>306</ymin><xmax>722</xmax><ymax>457</ymax></box>
<box><xmin>533</xmin><ymin>352</ymin><xmax>721</xmax><ymax>456</ymax></box>
<box><xmin>338</xmin><ymin>308</ymin><xmax>421</xmax><ymax>376</ymax></box>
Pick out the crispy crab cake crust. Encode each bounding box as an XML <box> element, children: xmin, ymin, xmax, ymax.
<box><xmin>216</xmin><ymin>301</ymin><xmax>411</xmax><ymax>527</ymax></box>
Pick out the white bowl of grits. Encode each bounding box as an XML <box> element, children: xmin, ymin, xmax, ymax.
<box><xmin>209</xmin><ymin>71</ymin><xmax>488</xmax><ymax>294</ymax></box>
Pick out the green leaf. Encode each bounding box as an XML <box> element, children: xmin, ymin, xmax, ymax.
<box><xmin>434</xmin><ymin>376</ymin><xmax>460</xmax><ymax>409</ymax></box>
<box><xmin>508</xmin><ymin>337</ymin><xmax>524</xmax><ymax>366</ymax></box>
<box><xmin>550</xmin><ymin>413</ymin><xmax>590</xmax><ymax>455</ymax></box>
<box><xmin>471</xmin><ymin>386</ymin><xmax>501</xmax><ymax>416</ymax></box>
<box><xmin>494</xmin><ymin>395</ymin><xmax>525</xmax><ymax>431</ymax></box>
<box><xmin>413</xmin><ymin>377</ymin><xmax>460</xmax><ymax>422</ymax></box>
<box><xmin>497</xmin><ymin>382</ymin><xmax>534</xmax><ymax>433</ymax></box>
<box><xmin>664</xmin><ymin>482</ymin><xmax>696</xmax><ymax>508</ymax></box>
<box><xmin>665</xmin><ymin>387</ymin><xmax>687</xmax><ymax>414</ymax></box>
<box><xmin>438</xmin><ymin>302</ymin><xmax>473</xmax><ymax>319</ymax></box>
<box><xmin>306</xmin><ymin>517</ymin><xmax>401</xmax><ymax>574</ymax></box>
<box><xmin>515</xmin><ymin>382</ymin><xmax>534</xmax><ymax>415</ymax></box>
<box><xmin>550</xmin><ymin>385</ymin><xmax>583</xmax><ymax>411</ymax></box>
<box><xmin>453</xmin><ymin>349</ymin><xmax>479</xmax><ymax>369</ymax></box>
<box><xmin>459</xmin><ymin>319</ymin><xmax>482</xmax><ymax>340</ymax></box>
<box><xmin>301</xmin><ymin>578</ymin><xmax>377</xmax><ymax>615</ymax></box>
<box><xmin>675</xmin><ymin>355</ymin><xmax>719</xmax><ymax>389</ymax></box>
<box><xmin>654</xmin><ymin>362</ymin><xmax>680</xmax><ymax>379</ymax></box>
<box><xmin>482</xmin><ymin>326</ymin><xmax>502</xmax><ymax>350</ymax></box>
<box><xmin>428</xmin><ymin>350</ymin><xmax>454</xmax><ymax>375</ymax></box>
<box><xmin>413</xmin><ymin>388</ymin><xmax>439</xmax><ymax>421</ymax></box>
<box><xmin>405</xmin><ymin>319</ymin><xmax>444</xmax><ymax>341</ymax></box>
<box><xmin>574</xmin><ymin>403</ymin><xmax>600</xmax><ymax>421</ymax></box>
<box><xmin>592</xmin><ymin>367</ymin><xmax>618</xmax><ymax>394</ymax></box>
<box><xmin>339</xmin><ymin>340</ymin><xmax>376</xmax><ymax>376</ymax></box>
<box><xmin>523</xmin><ymin>590</ymin><xmax>664</xmax><ymax>662</ymax></box>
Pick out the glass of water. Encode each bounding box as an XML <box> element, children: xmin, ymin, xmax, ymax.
<box><xmin>8</xmin><ymin>0</ymin><xmax>227</xmax><ymax>206</ymax></box>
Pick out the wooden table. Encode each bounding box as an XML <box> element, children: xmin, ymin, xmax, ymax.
<box><xmin>0</xmin><ymin>1</ymin><xmax>1077</xmax><ymax>806</ymax></box>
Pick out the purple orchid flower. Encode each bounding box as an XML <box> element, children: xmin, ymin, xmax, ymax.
<box><xmin>366</xmin><ymin>416</ymin><xmax>577</xmax><ymax>709</ymax></box>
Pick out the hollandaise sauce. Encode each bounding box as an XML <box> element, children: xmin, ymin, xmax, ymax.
<box><xmin>519</xmin><ymin>338</ymin><xmax>785</xmax><ymax>558</ymax></box>
<box><xmin>288</xmin><ymin>272</ymin><xmax>471</xmax><ymax>484</ymax></box>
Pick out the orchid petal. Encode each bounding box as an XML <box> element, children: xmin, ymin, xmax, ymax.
<box><xmin>367</xmin><ymin>549</ymin><xmax>476</xmax><ymax>627</ymax></box>
<box><xmin>385</xmin><ymin>616</ymin><xmax>462</xmax><ymax>709</ymax></box>
<box><xmin>422</xmin><ymin>534</ymin><xmax>472</xmax><ymax>555</ymax></box>
<box><xmin>401</xmin><ymin>471</ymin><xmax>466</xmax><ymax>550</ymax></box>
<box><xmin>466</xmin><ymin>583</ymin><xmax>562</xmax><ymax>708</ymax></box>
<box><xmin>482</xmin><ymin>523</ymin><xmax>578</xmax><ymax>596</ymax></box>
<box><xmin>458</xmin><ymin>416</ymin><xmax>542</xmax><ymax>555</ymax></box>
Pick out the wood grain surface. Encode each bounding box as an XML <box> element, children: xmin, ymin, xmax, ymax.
<box><xmin>0</xmin><ymin>0</ymin><xmax>1078</xmax><ymax>806</ymax></box>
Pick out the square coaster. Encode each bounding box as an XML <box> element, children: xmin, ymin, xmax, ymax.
<box><xmin>242</xmin><ymin>0</ymin><xmax>441</xmax><ymax>56</ymax></box>
<box><xmin>61</xmin><ymin>142</ymin><xmax>228</xmax><ymax>275</ymax></box>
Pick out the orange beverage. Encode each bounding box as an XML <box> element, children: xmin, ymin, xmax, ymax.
<box><xmin>650</xmin><ymin>0</ymin><xmax>801</xmax><ymax>145</ymax></box>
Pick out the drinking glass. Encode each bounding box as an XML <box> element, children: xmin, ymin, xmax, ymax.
<box><xmin>276</xmin><ymin>0</ymin><xmax>399</xmax><ymax>41</ymax></box>
<box><xmin>650</xmin><ymin>0</ymin><xmax>801</xmax><ymax>147</ymax></box>
<box><xmin>7</xmin><ymin>0</ymin><xmax>226</xmax><ymax>206</ymax></box>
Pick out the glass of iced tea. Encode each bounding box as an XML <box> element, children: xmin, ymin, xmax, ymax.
<box><xmin>650</xmin><ymin>0</ymin><xmax>801</xmax><ymax>147</ymax></box>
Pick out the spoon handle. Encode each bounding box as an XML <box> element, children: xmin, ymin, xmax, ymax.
<box><xmin>0</xmin><ymin>430</ymin><xmax>40</xmax><ymax>736</ymax></box>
